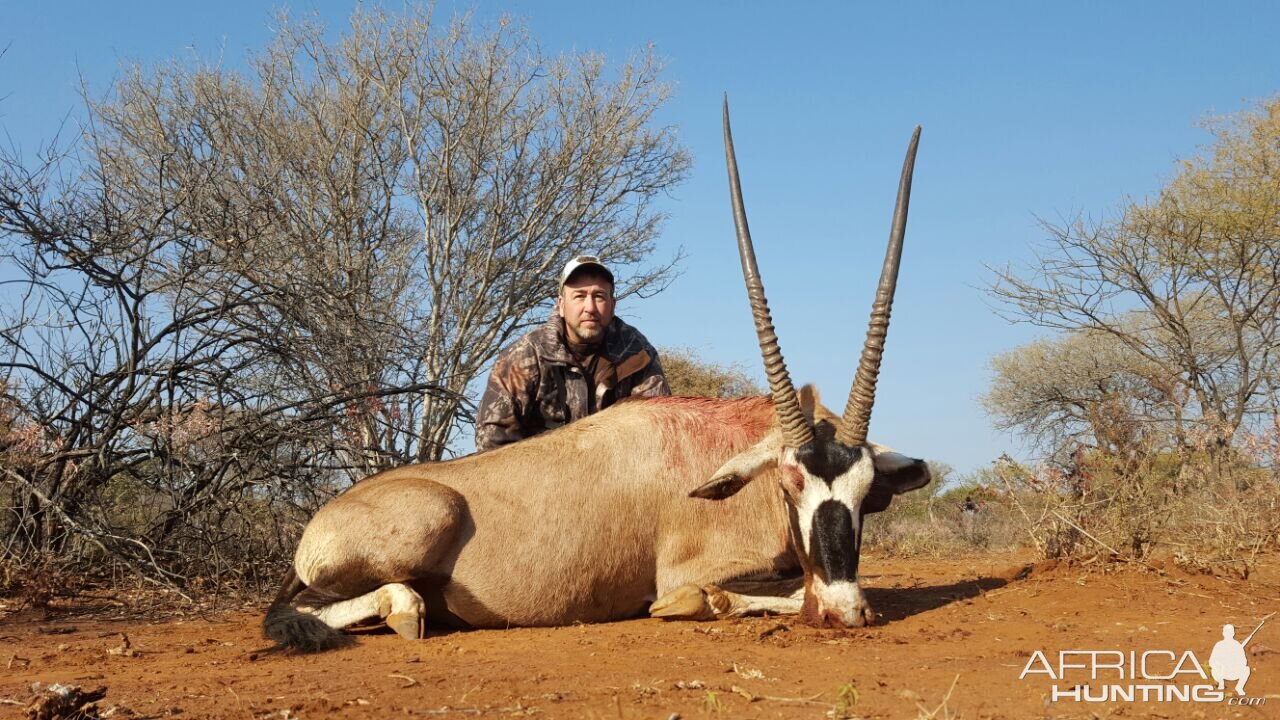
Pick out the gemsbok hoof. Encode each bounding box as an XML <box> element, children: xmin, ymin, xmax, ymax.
<box><xmin>386</xmin><ymin>612</ymin><xmax>424</xmax><ymax>640</ymax></box>
<box><xmin>650</xmin><ymin>584</ymin><xmax>733</xmax><ymax>620</ymax></box>
<box><xmin>650</xmin><ymin>584</ymin><xmax>715</xmax><ymax>620</ymax></box>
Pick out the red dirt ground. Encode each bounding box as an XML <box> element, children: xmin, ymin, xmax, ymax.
<box><xmin>2</xmin><ymin>551</ymin><xmax>1277</xmax><ymax>719</ymax></box>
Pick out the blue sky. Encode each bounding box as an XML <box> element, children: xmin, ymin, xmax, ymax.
<box><xmin>4</xmin><ymin>1</ymin><xmax>1278</xmax><ymax>476</ymax></box>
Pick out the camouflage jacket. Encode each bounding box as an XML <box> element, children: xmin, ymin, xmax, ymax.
<box><xmin>474</xmin><ymin>314</ymin><xmax>670</xmax><ymax>452</ymax></box>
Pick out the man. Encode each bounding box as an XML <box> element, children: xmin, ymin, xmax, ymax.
<box><xmin>475</xmin><ymin>256</ymin><xmax>670</xmax><ymax>451</ymax></box>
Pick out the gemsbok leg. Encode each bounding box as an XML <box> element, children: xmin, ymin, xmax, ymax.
<box><xmin>650</xmin><ymin>576</ymin><xmax>805</xmax><ymax>620</ymax></box>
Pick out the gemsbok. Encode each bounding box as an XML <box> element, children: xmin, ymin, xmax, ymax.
<box><xmin>263</xmin><ymin>101</ymin><xmax>930</xmax><ymax>651</ymax></box>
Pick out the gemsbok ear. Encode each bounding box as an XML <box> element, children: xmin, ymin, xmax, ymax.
<box><xmin>798</xmin><ymin>384</ymin><xmax>821</xmax><ymax>422</ymax></box>
<box><xmin>689</xmin><ymin>430</ymin><xmax>781</xmax><ymax>500</ymax></box>
<box><xmin>862</xmin><ymin>451</ymin><xmax>931</xmax><ymax>514</ymax></box>
<box><xmin>689</xmin><ymin>473</ymin><xmax>752</xmax><ymax>500</ymax></box>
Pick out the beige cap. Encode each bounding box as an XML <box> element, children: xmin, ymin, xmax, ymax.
<box><xmin>558</xmin><ymin>255</ymin><xmax>614</xmax><ymax>287</ymax></box>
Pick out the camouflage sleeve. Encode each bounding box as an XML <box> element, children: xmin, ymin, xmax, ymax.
<box><xmin>474</xmin><ymin>346</ymin><xmax>535</xmax><ymax>452</ymax></box>
<box><xmin>630</xmin><ymin>346</ymin><xmax>671</xmax><ymax>398</ymax></box>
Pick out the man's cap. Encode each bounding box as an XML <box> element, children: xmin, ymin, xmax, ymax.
<box><xmin>558</xmin><ymin>255</ymin><xmax>614</xmax><ymax>288</ymax></box>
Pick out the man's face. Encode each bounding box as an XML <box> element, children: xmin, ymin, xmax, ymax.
<box><xmin>559</xmin><ymin>272</ymin><xmax>615</xmax><ymax>344</ymax></box>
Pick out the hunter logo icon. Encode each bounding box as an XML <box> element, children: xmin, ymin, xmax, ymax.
<box><xmin>1210</xmin><ymin>616</ymin><xmax>1268</xmax><ymax>697</ymax></box>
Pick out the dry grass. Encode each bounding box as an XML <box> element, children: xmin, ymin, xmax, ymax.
<box><xmin>866</xmin><ymin>452</ymin><xmax>1279</xmax><ymax>579</ymax></box>
<box><xmin>862</xmin><ymin>468</ymin><xmax>1024</xmax><ymax>557</ymax></box>
<box><xmin>983</xmin><ymin>453</ymin><xmax>1279</xmax><ymax>577</ymax></box>
<box><xmin>913</xmin><ymin>675</ymin><xmax>960</xmax><ymax>720</ymax></box>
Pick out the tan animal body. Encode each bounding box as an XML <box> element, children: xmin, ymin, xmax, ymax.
<box><xmin>290</xmin><ymin>396</ymin><xmax>788</xmax><ymax>629</ymax></box>
<box><xmin>264</xmin><ymin>102</ymin><xmax>931</xmax><ymax>651</ymax></box>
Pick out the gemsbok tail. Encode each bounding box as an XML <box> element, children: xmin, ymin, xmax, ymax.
<box><xmin>261</xmin><ymin>567</ymin><xmax>353</xmax><ymax>652</ymax></box>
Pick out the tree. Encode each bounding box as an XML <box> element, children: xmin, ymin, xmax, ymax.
<box><xmin>0</xmin><ymin>129</ymin><xmax>457</xmax><ymax>581</ymax></box>
<box><xmin>0</xmin><ymin>7</ymin><xmax>687</xmax><ymax>584</ymax></box>
<box><xmin>989</xmin><ymin>97</ymin><xmax>1280</xmax><ymax>459</ymax></box>
<box><xmin>87</xmin><ymin>7</ymin><xmax>689</xmax><ymax>463</ymax></box>
<box><xmin>660</xmin><ymin>347</ymin><xmax>763</xmax><ymax>398</ymax></box>
<box><xmin>983</xmin><ymin>324</ymin><xmax>1189</xmax><ymax>465</ymax></box>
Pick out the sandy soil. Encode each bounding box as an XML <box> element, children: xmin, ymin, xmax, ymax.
<box><xmin>2</xmin><ymin>551</ymin><xmax>1277</xmax><ymax>719</ymax></box>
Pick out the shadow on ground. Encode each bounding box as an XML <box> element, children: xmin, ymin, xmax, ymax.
<box><xmin>866</xmin><ymin>568</ymin><xmax>1030</xmax><ymax>624</ymax></box>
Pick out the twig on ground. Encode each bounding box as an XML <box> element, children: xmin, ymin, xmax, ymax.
<box><xmin>390</xmin><ymin>673</ymin><xmax>419</xmax><ymax>688</ymax></box>
<box><xmin>756</xmin><ymin>622</ymin><xmax>789</xmax><ymax>640</ymax></box>
<box><xmin>725</xmin><ymin>689</ymin><xmax>825</xmax><ymax>706</ymax></box>
<box><xmin>915</xmin><ymin>674</ymin><xmax>960</xmax><ymax>719</ymax></box>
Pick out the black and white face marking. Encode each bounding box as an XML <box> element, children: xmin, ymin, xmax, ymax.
<box><xmin>810</xmin><ymin>499</ymin><xmax>859</xmax><ymax>582</ymax></box>
<box><xmin>691</xmin><ymin>407</ymin><xmax>931</xmax><ymax>628</ymax></box>
<box><xmin>780</xmin><ymin>421</ymin><xmax>876</xmax><ymax>626</ymax></box>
